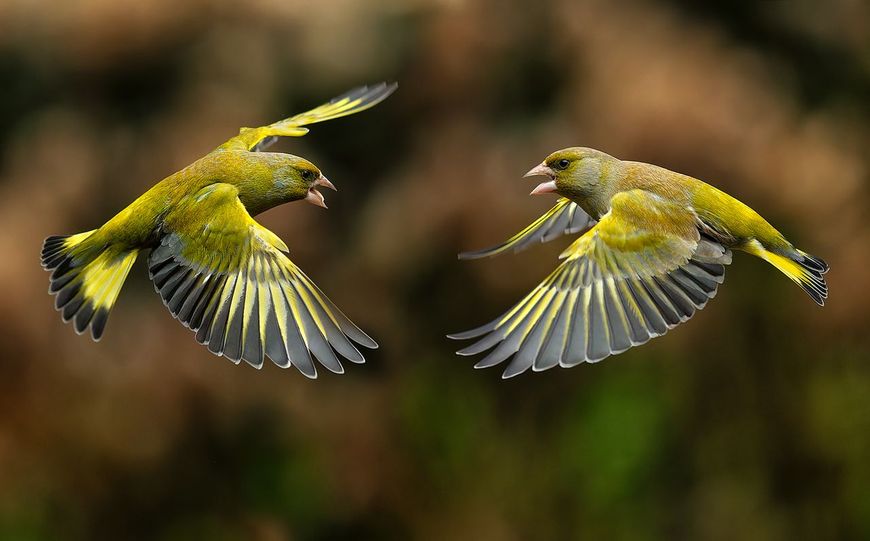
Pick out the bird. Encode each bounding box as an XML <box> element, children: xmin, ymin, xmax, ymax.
<box><xmin>449</xmin><ymin>147</ymin><xmax>828</xmax><ymax>378</ymax></box>
<box><xmin>41</xmin><ymin>83</ymin><xmax>397</xmax><ymax>378</ymax></box>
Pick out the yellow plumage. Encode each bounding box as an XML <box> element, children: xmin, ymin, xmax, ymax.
<box><xmin>451</xmin><ymin>147</ymin><xmax>828</xmax><ymax>378</ymax></box>
<box><xmin>42</xmin><ymin>83</ymin><xmax>396</xmax><ymax>376</ymax></box>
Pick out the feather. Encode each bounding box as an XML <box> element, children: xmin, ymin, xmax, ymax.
<box><xmin>451</xmin><ymin>189</ymin><xmax>730</xmax><ymax>376</ymax></box>
<box><xmin>149</xmin><ymin>184</ymin><xmax>375</xmax><ymax>376</ymax></box>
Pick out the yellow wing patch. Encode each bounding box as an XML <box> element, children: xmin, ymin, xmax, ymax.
<box><xmin>150</xmin><ymin>183</ymin><xmax>376</xmax><ymax>377</ymax></box>
<box><xmin>450</xmin><ymin>189</ymin><xmax>732</xmax><ymax>378</ymax></box>
<box><xmin>217</xmin><ymin>82</ymin><xmax>397</xmax><ymax>152</ymax></box>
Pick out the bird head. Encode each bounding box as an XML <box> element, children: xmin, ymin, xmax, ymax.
<box><xmin>273</xmin><ymin>156</ymin><xmax>336</xmax><ymax>209</ymax></box>
<box><xmin>524</xmin><ymin>147</ymin><xmax>612</xmax><ymax>199</ymax></box>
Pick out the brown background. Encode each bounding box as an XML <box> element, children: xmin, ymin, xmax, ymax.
<box><xmin>0</xmin><ymin>0</ymin><xmax>868</xmax><ymax>539</ymax></box>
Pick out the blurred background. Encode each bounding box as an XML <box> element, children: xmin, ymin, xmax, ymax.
<box><xmin>1</xmin><ymin>0</ymin><xmax>868</xmax><ymax>539</ymax></box>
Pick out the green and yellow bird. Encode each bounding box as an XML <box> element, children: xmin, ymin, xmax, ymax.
<box><xmin>41</xmin><ymin>83</ymin><xmax>397</xmax><ymax>378</ymax></box>
<box><xmin>450</xmin><ymin>147</ymin><xmax>828</xmax><ymax>378</ymax></box>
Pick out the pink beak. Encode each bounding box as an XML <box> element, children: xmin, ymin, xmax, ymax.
<box><xmin>316</xmin><ymin>175</ymin><xmax>337</xmax><ymax>191</ymax></box>
<box><xmin>524</xmin><ymin>163</ymin><xmax>557</xmax><ymax>195</ymax></box>
<box><xmin>304</xmin><ymin>175</ymin><xmax>337</xmax><ymax>208</ymax></box>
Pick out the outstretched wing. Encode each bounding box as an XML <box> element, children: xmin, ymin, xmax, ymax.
<box><xmin>459</xmin><ymin>198</ymin><xmax>596</xmax><ymax>260</ymax></box>
<box><xmin>449</xmin><ymin>190</ymin><xmax>732</xmax><ymax>378</ymax></box>
<box><xmin>150</xmin><ymin>183</ymin><xmax>377</xmax><ymax>377</ymax></box>
<box><xmin>217</xmin><ymin>82</ymin><xmax>398</xmax><ymax>152</ymax></box>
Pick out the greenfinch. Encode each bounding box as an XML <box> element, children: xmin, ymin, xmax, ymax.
<box><xmin>41</xmin><ymin>83</ymin><xmax>397</xmax><ymax>377</ymax></box>
<box><xmin>450</xmin><ymin>147</ymin><xmax>828</xmax><ymax>378</ymax></box>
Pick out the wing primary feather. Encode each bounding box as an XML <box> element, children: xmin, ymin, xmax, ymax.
<box><xmin>561</xmin><ymin>279</ymin><xmax>592</xmax><ymax>367</ymax></box>
<box><xmin>472</xmin><ymin>328</ymin><xmax>525</xmax><ymax>370</ymax></box>
<box><xmin>533</xmin><ymin>287</ymin><xmax>576</xmax><ymax>371</ymax></box>
<box><xmin>472</xmin><ymin>279</ymin><xmax>557</xmax><ymax>370</ymax></box>
<box><xmin>533</xmin><ymin>263</ymin><xmax>580</xmax><ymax>371</ymax></box>
<box><xmin>501</xmin><ymin>284</ymin><xmax>563</xmax><ymax>377</ymax></box>
<box><xmin>456</xmin><ymin>327</ymin><xmax>509</xmax><ymax>357</ymax></box>
<box><xmin>615</xmin><ymin>278</ymin><xmax>654</xmax><ymax>344</ymax></box>
<box><xmin>158</xmin><ymin>267</ymin><xmax>191</xmax><ymax>305</ymax></box>
<box><xmin>638</xmin><ymin>278</ymin><xmax>681</xmax><ymax>327</ymax></box>
<box><xmin>669</xmin><ymin>270</ymin><xmax>711</xmax><ymax>306</ymax></box>
<box><xmin>653</xmin><ymin>276</ymin><xmax>694</xmax><ymax>318</ymax></box>
<box><xmin>240</xmin><ymin>257</ymin><xmax>264</xmax><ymax>368</ymax></box>
<box><xmin>271</xmin><ymin>261</ymin><xmax>344</xmax><ymax>371</ymax></box>
<box><xmin>166</xmin><ymin>270</ymin><xmax>198</xmax><ymax>316</ymax></box>
<box><xmin>263</xmin><ymin>306</ymin><xmax>290</xmax><ymax>367</ymax></box>
<box><xmin>602</xmin><ymin>276</ymin><xmax>633</xmax><ymax>354</ymax></box>
<box><xmin>152</xmin><ymin>261</ymin><xmax>183</xmax><ymax>290</ymax></box>
<box><xmin>253</xmin><ymin>255</ymin><xmax>273</xmax><ymax>365</ymax></box>
<box><xmin>459</xmin><ymin>274</ymin><xmax>556</xmax><ymax>357</ymax></box>
<box><xmin>176</xmin><ymin>274</ymin><xmax>211</xmax><ymax>326</ymax></box>
<box><xmin>271</xmin><ymin>269</ymin><xmax>317</xmax><ymax>378</ymax></box>
<box><xmin>221</xmin><ymin>265</ymin><xmax>247</xmax><ymax>363</ymax></box>
<box><xmin>694</xmin><ymin>261</ymin><xmax>726</xmax><ymax>281</ymax></box>
<box><xmin>448</xmin><ymin>293</ymin><xmax>530</xmax><ymax>342</ymax></box>
<box><xmin>193</xmin><ymin>275</ymin><xmax>226</xmax><ymax>337</ymax></box>
<box><xmin>447</xmin><ymin>319</ymin><xmax>503</xmax><ymax>340</ymax></box>
<box><xmin>206</xmin><ymin>272</ymin><xmax>240</xmax><ymax>355</ymax></box>
<box><xmin>681</xmin><ymin>262</ymin><xmax>721</xmax><ymax>290</ymax></box>
<box><xmin>262</xmin><ymin>265</ymin><xmax>292</xmax><ymax>368</ymax></box>
<box><xmin>586</xmin><ymin>280</ymin><xmax>612</xmax><ymax>362</ymax></box>
<box><xmin>600</xmin><ymin>251</ymin><xmax>633</xmax><ymax>353</ymax></box>
<box><xmin>502</xmin><ymin>312</ymin><xmax>549</xmax><ymax>378</ymax></box>
<box><xmin>288</xmin><ymin>277</ymin><xmax>344</xmax><ymax>374</ymax></box>
<box><xmin>505</xmin><ymin>267</ymin><xmax>573</xmax><ymax>377</ymax></box>
<box><xmin>290</xmin><ymin>266</ymin><xmax>366</xmax><ymax>364</ymax></box>
<box><xmin>290</xmin><ymin>265</ymin><xmax>377</xmax><ymax>349</ymax></box>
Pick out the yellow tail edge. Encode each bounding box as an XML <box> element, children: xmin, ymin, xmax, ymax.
<box><xmin>42</xmin><ymin>231</ymin><xmax>139</xmax><ymax>340</ymax></box>
<box><xmin>745</xmin><ymin>240</ymin><xmax>829</xmax><ymax>306</ymax></box>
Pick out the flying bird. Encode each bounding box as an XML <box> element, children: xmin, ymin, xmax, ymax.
<box><xmin>450</xmin><ymin>147</ymin><xmax>828</xmax><ymax>378</ymax></box>
<box><xmin>41</xmin><ymin>83</ymin><xmax>397</xmax><ymax>378</ymax></box>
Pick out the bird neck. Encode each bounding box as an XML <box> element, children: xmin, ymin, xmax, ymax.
<box><xmin>194</xmin><ymin>150</ymin><xmax>293</xmax><ymax>216</ymax></box>
<box><xmin>563</xmin><ymin>157</ymin><xmax>624</xmax><ymax>219</ymax></box>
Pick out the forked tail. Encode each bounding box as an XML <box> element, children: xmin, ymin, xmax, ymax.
<box><xmin>41</xmin><ymin>231</ymin><xmax>139</xmax><ymax>339</ymax></box>
<box><xmin>746</xmin><ymin>240</ymin><xmax>829</xmax><ymax>305</ymax></box>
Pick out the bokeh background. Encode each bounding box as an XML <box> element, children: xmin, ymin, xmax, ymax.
<box><xmin>1</xmin><ymin>0</ymin><xmax>868</xmax><ymax>539</ymax></box>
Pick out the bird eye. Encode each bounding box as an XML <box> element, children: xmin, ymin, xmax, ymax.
<box><xmin>555</xmin><ymin>158</ymin><xmax>571</xmax><ymax>170</ymax></box>
<box><xmin>301</xmin><ymin>170</ymin><xmax>315</xmax><ymax>182</ymax></box>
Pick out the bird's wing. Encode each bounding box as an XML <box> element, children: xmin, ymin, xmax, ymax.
<box><xmin>458</xmin><ymin>198</ymin><xmax>596</xmax><ymax>260</ymax></box>
<box><xmin>449</xmin><ymin>189</ymin><xmax>733</xmax><ymax>378</ymax></box>
<box><xmin>217</xmin><ymin>83</ymin><xmax>398</xmax><ymax>152</ymax></box>
<box><xmin>149</xmin><ymin>183</ymin><xmax>377</xmax><ymax>377</ymax></box>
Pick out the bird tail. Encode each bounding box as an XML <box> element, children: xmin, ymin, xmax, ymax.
<box><xmin>746</xmin><ymin>240</ymin><xmax>829</xmax><ymax>306</ymax></box>
<box><xmin>41</xmin><ymin>231</ymin><xmax>139</xmax><ymax>340</ymax></box>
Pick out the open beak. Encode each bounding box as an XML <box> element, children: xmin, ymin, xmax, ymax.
<box><xmin>524</xmin><ymin>163</ymin><xmax>557</xmax><ymax>195</ymax></box>
<box><xmin>304</xmin><ymin>175</ymin><xmax>337</xmax><ymax>209</ymax></box>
